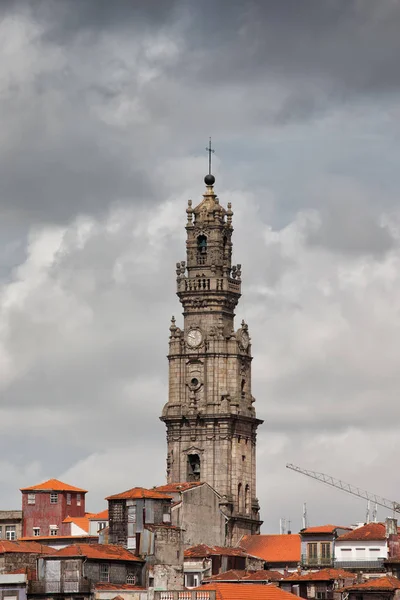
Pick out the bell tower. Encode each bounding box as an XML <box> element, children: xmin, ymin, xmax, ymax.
<box><xmin>160</xmin><ymin>165</ymin><xmax>263</xmax><ymax>544</ymax></box>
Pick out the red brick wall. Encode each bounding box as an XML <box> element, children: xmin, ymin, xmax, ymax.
<box><xmin>22</xmin><ymin>491</ymin><xmax>86</xmax><ymax>537</ymax></box>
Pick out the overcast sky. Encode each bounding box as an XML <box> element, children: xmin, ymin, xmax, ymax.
<box><xmin>2</xmin><ymin>0</ymin><xmax>400</xmax><ymax>534</ymax></box>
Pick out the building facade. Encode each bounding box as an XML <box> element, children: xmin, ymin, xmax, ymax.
<box><xmin>0</xmin><ymin>511</ymin><xmax>23</xmax><ymax>541</ymax></box>
<box><xmin>160</xmin><ymin>173</ymin><xmax>263</xmax><ymax>544</ymax></box>
<box><xmin>20</xmin><ymin>479</ymin><xmax>87</xmax><ymax>538</ymax></box>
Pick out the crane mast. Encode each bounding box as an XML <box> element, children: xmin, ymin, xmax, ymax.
<box><xmin>286</xmin><ymin>463</ymin><xmax>400</xmax><ymax>515</ymax></box>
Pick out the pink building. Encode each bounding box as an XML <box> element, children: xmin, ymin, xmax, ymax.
<box><xmin>21</xmin><ymin>478</ymin><xmax>87</xmax><ymax>538</ymax></box>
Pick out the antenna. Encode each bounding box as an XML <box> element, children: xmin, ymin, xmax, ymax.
<box><xmin>303</xmin><ymin>502</ymin><xmax>308</xmax><ymax>529</ymax></box>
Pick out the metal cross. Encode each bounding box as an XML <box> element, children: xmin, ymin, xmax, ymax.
<box><xmin>205</xmin><ymin>137</ymin><xmax>215</xmax><ymax>175</ymax></box>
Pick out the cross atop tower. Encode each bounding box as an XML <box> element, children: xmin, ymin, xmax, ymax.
<box><xmin>205</xmin><ymin>137</ymin><xmax>215</xmax><ymax>176</ymax></box>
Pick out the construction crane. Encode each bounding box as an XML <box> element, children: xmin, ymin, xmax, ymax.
<box><xmin>286</xmin><ymin>463</ymin><xmax>400</xmax><ymax>517</ymax></box>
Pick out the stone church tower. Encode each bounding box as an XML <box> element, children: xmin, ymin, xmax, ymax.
<box><xmin>160</xmin><ymin>172</ymin><xmax>263</xmax><ymax>544</ymax></box>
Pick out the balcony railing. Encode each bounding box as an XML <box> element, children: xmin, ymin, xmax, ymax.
<box><xmin>301</xmin><ymin>555</ymin><xmax>333</xmax><ymax>567</ymax></box>
<box><xmin>29</xmin><ymin>580</ymin><xmax>92</xmax><ymax>594</ymax></box>
<box><xmin>334</xmin><ymin>559</ymin><xmax>385</xmax><ymax>570</ymax></box>
<box><xmin>154</xmin><ymin>592</ymin><xmax>216</xmax><ymax>600</ymax></box>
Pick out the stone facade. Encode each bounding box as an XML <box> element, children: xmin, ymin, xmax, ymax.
<box><xmin>160</xmin><ymin>175</ymin><xmax>263</xmax><ymax>544</ymax></box>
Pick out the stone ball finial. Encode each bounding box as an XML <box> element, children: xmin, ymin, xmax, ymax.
<box><xmin>204</xmin><ymin>174</ymin><xmax>215</xmax><ymax>186</ymax></box>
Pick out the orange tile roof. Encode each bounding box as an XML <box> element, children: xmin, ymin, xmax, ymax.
<box><xmin>346</xmin><ymin>576</ymin><xmax>400</xmax><ymax>591</ymax></box>
<box><xmin>0</xmin><ymin>541</ymin><xmax>54</xmax><ymax>554</ymax></box>
<box><xmin>20</xmin><ymin>535</ymin><xmax>98</xmax><ymax>542</ymax></box>
<box><xmin>106</xmin><ymin>487</ymin><xmax>172</xmax><ymax>501</ymax></box>
<box><xmin>95</xmin><ymin>584</ymin><xmax>146</xmax><ymax>591</ymax></box>
<box><xmin>185</xmin><ymin>544</ymin><xmax>250</xmax><ymax>558</ymax></box>
<box><xmin>206</xmin><ymin>570</ymin><xmax>283</xmax><ymax>582</ymax></box>
<box><xmin>301</xmin><ymin>525</ymin><xmax>351</xmax><ymax>534</ymax></box>
<box><xmin>62</xmin><ymin>516</ymin><xmax>91</xmax><ymax>533</ymax></box>
<box><xmin>89</xmin><ymin>510</ymin><xmax>109</xmax><ymax>520</ymax></box>
<box><xmin>154</xmin><ymin>482</ymin><xmax>205</xmax><ymax>493</ymax></box>
<box><xmin>337</xmin><ymin>523</ymin><xmax>386</xmax><ymax>542</ymax></box>
<box><xmin>47</xmin><ymin>544</ymin><xmax>143</xmax><ymax>562</ymax></box>
<box><xmin>199</xmin><ymin>583</ymin><xmax>299</xmax><ymax>600</ymax></box>
<box><xmin>21</xmin><ymin>479</ymin><xmax>87</xmax><ymax>493</ymax></box>
<box><xmin>285</xmin><ymin>569</ymin><xmax>356</xmax><ymax>582</ymax></box>
<box><xmin>239</xmin><ymin>534</ymin><xmax>301</xmax><ymax>563</ymax></box>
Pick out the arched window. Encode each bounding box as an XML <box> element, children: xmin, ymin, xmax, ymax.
<box><xmin>197</xmin><ymin>235</ymin><xmax>207</xmax><ymax>264</ymax></box>
<box><xmin>187</xmin><ymin>454</ymin><xmax>201</xmax><ymax>482</ymax></box>
<box><xmin>238</xmin><ymin>483</ymin><xmax>243</xmax><ymax>513</ymax></box>
<box><xmin>245</xmin><ymin>485</ymin><xmax>250</xmax><ymax>514</ymax></box>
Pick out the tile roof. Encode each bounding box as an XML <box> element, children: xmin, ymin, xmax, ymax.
<box><xmin>153</xmin><ymin>482</ymin><xmax>205</xmax><ymax>493</ymax></box>
<box><xmin>337</xmin><ymin>523</ymin><xmax>386</xmax><ymax>542</ymax></box>
<box><xmin>206</xmin><ymin>570</ymin><xmax>283</xmax><ymax>582</ymax></box>
<box><xmin>106</xmin><ymin>487</ymin><xmax>172</xmax><ymax>501</ymax></box>
<box><xmin>47</xmin><ymin>544</ymin><xmax>144</xmax><ymax>562</ymax></box>
<box><xmin>89</xmin><ymin>509</ymin><xmax>109</xmax><ymax>520</ymax></box>
<box><xmin>239</xmin><ymin>534</ymin><xmax>301</xmax><ymax>563</ymax></box>
<box><xmin>285</xmin><ymin>569</ymin><xmax>356</xmax><ymax>582</ymax></box>
<box><xmin>62</xmin><ymin>516</ymin><xmax>92</xmax><ymax>533</ymax></box>
<box><xmin>94</xmin><ymin>584</ymin><xmax>146</xmax><ymax>591</ymax></box>
<box><xmin>20</xmin><ymin>479</ymin><xmax>87</xmax><ymax>493</ymax></box>
<box><xmin>185</xmin><ymin>544</ymin><xmax>250</xmax><ymax>558</ymax></box>
<box><xmin>0</xmin><ymin>541</ymin><xmax>54</xmax><ymax>554</ymax></box>
<box><xmin>199</xmin><ymin>583</ymin><xmax>299</xmax><ymax>600</ymax></box>
<box><xmin>345</xmin><ymin>576</ymin><xmax>400</xmax><ymax>591</ymax></box>
<box><xmin>20</xmin><ymin>535</ymin><xmax>98</xmax><ymax>542</ymax></box>
<box><xmin>301</xmin><ymin>525</ymin><xmax>351</xmax><ymax>534</ymax></box>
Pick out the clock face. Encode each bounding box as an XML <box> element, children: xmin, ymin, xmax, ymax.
<box><xmin>240</xmin><ymin>331</ymin><xmax>250</xmax><ymax>350</ymax></box>
<box><xmin>187</xmin><ymin>328</ymin><xmax>203</xmax><ymax>348</ymax></box>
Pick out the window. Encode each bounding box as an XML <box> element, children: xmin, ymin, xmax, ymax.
<box><xmin>187</xmin><ymin>454</ymin><xmax>200</xmax><ymax>482</ymax></box>
<box><xmin>126</xmin><ymin>573</ymin><xmax>136</xmax><ymax>585</ymax></box>
<box><xmin>185</xmin><ymin>573</ymin><xmax>200</xmax><ymax>588</ymax></box>
<box><xmin>238</xmin><ymin>483</ymin><xmax>243</xmax><ymax>513</ymax></box>
<box><xmin>321</xmin><ymin>543</ymin><xmax>331</xmax><ymax>559</ymax></box>
<box><xmin>127</xmin><ymin>537</ymin><xmax>136</xmax><ymax>550</ymax></box>
<box><xmin>128</xmin><ymin>505</ymin><xmax>136</xmax><ymax>524</ymax></box>
<box><xmin>0</xmin><ymin>526</ymin><xmax>2</xmax><ymax>538</ymax></box>
<box><xmin>50</xmin><ymin>493</ymin><xmax>58</xmax><ymax>504</ymax></box>
<box><xmin>148</xmin><ymin>577</ymin><xmax>154</xmax><ymax>588</ymax></box>
<box><xmin>49</xmin><ymin>526</ymin><xmax>58</xmax><ymax>536</ymax></box>
<box><xmin>77</xmin><ymin>494</ymin><xmax>81</xmax><ymax>506</ymax></box>
<box><xmin>66</xmin><ymin>493</ymin><xmax>71</xmax><ymax>505</ymax></box>
<box><xmin>197</xmin><ymin>235</ymin><xmax>207</xmax><ymax>264</ymax></box>
<box><xmin>98</xmin><ymin>522</ymin><xmax>107</xmax><ymax>531</ymax></box>
<box><xmin>6</xmin><ymin>526</ymin><xmax>16</xmax><ymax>541</ymax></box>
<box><xmin>28</xmin><ymin>493</ymin><xmax>36</xmax><ymax>505</ymax></box>
<box><xmin>33</xmin><ymin>527</ymin><xmax>40</xmax><ymax>536</ymax></box>
<box><xmin>99</xmin><ymin>564</ymin><xmax>109</xmax><ymax>583</ymax></box>
<box><xmin>308</xmin><ymin>543</ymin><xmax>318</xmax><ymax>560</ymax></box>
<box><xmin>245</xmin><ymin>485</ymin><xmax>250</xmax><ymax>515</ymax></box>
<box><xmin>163</xmin><ymin>505</ymin><xmax>171</xmax><ymax>523</ymax></box>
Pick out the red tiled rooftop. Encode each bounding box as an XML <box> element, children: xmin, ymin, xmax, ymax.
<box><xmin>62</xmin><ymin>515</ymin><xmax>92</xmax><ymax>533</ymax></box>
<box><xmin>0</xmin><ymin>541</ymin><xmax>54</xmax><ymax>554</ymax></box>
<box><xmin>89</xmin><ymin>510</ymin><xmax>109</xmax><ymax>520</ymax></box>
<box><xmin>154</xmin><ymin>482</ymin><xmax>205</xmax><ymax>493</ymax></box>
<box><xmin>301</xmin><ymin>525</ymin><xmax>351</xmax><ymax>534</ymax></box>
<box><xmin>206</xmin><ymin>570</ymin><xmax>283</xmax><ymax>582</ymax></box>
<box><xmin>106</xmin><ymin>487</ymin><xmax>172</xmax><ymax>501</ymax></box>
<box><xmin>95</xmin><ymin>584</ymin><xmax>146</xmax><ymax>591</ymax></box>
<box><xmin>337</xmin><ymin>523</ymin><xmax>386</xmax><ymax>542</ymax></box>
<box><xmin>185</xmin><ymin>544</ymin><xmax>249</xmax><ymax>558</ymax></box>
<box><xmin>47</xmin><ymin>544</ymin><xmax>143</xmax><ymax>562</ymax></box>
<box><xmin>20</xmin><ymin>535</ymin><xmax>98</xmax><ymax>542</ymax></box>
<box><xmin>346</xmin><ymin>576</ymin><xmax>400</xmax><ymax>591</ymax></box>
<box><xmin>21</xmin><ymin>479</ymin><xmax>87</xmax><ymax>493</ymax></box>
<box><xmin>285</xmin><ymin>569</ymin><xmax>356</xmax><ymax>582</ymax></box>
<box><xmin>239</xmin><ymin>534</ymin><xmax>301</xmax><ymax>563</ymax></box>
<box><xmin>199</xmin><ymin>583</ymin><xmax>299</xmax><ymax>600</ymax></box>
